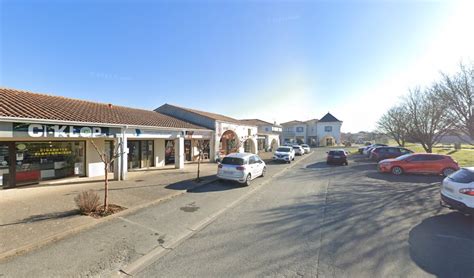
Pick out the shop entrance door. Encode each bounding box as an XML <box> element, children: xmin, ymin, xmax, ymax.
<box><xmin>184</xmin><ymin>140</ymin><xmax>192</xmax><ymax>161</ymax></box>
<box><xmin>140</xmin><ymin>140</ymin><xmax>154</xmax><ymax>168</ymax></box>
<box><xmin>127</xmin><ymin>141</ymin><xmax>140</xmax><ymax>169</ymax></box>
<box><xmin>0</xmin><ymin>143</ymin><xmax>12</xmax><ymax>188</ymax></box>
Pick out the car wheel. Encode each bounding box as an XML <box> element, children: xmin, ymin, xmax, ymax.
<box><xmin>292</xmin><ymin>157</ymin><xmax>295</xmax><ymax>161</ymax></box>
<box><xmin>442</xmin><ymin>168</ymin><xmax>455</xmax><ymax>177</ymax></box>
<box><xmin>391</xmin><ymin>166</ymin><xmax>403</xmax><ymax>175</ymax></box>
<box><xmin>345</xmin><ymin>162</ymin><xmax>349</xmax><ymax>166</ymax></box>
<box><xmin>244</xmin><ymin>174</ymin><xmax>251</xmax><ymax>186</ymax></box>
<box><xmin>261</xmin><ymin>167</ymin><xmax>266</xmax><ymax>177</ymax></box>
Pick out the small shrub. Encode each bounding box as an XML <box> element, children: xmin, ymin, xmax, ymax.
<box><xmin>74</xmin><ymin>190</ymin><xmax>100</xmax><ymax>215</ymax></box>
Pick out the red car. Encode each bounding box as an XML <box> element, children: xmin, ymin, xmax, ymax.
<box><xmin>378</xmin><ymin>153</ymin><xmax>459</xmax><ymax>176</ymax></box>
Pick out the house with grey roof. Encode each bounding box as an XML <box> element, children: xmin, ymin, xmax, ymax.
<box><xmin>281</xmin><ymin>113</ymin><xmax>343</xmax><ymax>146</ymax></box>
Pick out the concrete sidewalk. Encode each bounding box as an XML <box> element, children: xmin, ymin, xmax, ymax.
<box><xmin>0</xmin><ymin>162</ymin><xmax>219</xmax><ymax>260</ymax></box>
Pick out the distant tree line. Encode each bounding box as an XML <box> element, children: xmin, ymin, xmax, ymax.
<box><xmin>377</xmin><ymin>62</ymin><xmax>474</xmax><ymax>153</ymax></box>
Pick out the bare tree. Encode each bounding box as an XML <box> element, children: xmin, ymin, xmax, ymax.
<box><xmin>404</xmin><ymin>87</ymin><xmax>454</xmax><ymax>153</ymax></box>
<box><xmin>377</xmin><ymin>106</ymin><xmax>410</xmax><ymax>146</ymax></box>
<box><xmin>90</xmin><ymin>139</ymin><xmax>123</xmax><ymax>211</ymax></box>
<box><xmin>438</xmin><ymin>62</ymin><xmax>474</xmax><ymax>142</ymax></box>
<box><xmin>195</xmin><ymin>140</ymin><xmax>209</xmax><ymax>182</ymax></box>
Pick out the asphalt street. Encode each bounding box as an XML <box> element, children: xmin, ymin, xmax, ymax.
<box><xmin>138</xmin><ymin>151</ymin><xmax>474</xmax><ymax>278</ymax></box>
<box><xmin>1</xmin><ymin>149</ymin><xmax>472</xmax><ymax>277</ymax></box>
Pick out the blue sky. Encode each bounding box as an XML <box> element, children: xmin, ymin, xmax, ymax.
<box><xmin>1</xmin><ymin>0</ymin><xmax>472</xmax><ymax>132</ymax></box>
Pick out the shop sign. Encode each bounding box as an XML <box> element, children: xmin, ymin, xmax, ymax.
<box><xmin>13</xmin><ymin>123</ymin><xmax>109</xmax><ymax>138</ymax></box>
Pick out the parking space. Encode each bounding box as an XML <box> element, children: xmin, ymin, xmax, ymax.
<box><xmin>304</xmin><ymin>152</ymin><xmax>473</xmax><ymax>277</ymax></box>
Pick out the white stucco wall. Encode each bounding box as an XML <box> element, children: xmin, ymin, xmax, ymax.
<box><xmin>214</xmin><ymin>121</ymin><xmax>259</xmax><ymax>159</ymax></box>
<box><xmin>86</xmin><ymin>138</ymin><xmax>106</xmax><ymax>178</ymax></box>
<box><xmin>316</xmin><ymin>122</ymin><xmax>342</xmax><ymax>144</ymax></box>
<box><xmin>154</xmin><ymin>139</ymin><xmax>166</xmax><ymax>167</ymax></box>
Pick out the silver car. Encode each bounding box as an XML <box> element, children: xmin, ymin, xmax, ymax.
<box><xmin>301</xmin><ymin>144</ymin><xmax>311</xmax><ymax>153</ymax></box>
<box><xmin>217</xmin><ymin>153</ymin><xmax>266</xmax><ymax>186</ymax></box>
<box><xmin>273</xmin><ymin>146</ymin><xmax>295</xmax><ymax>163</ymax></box>
<box><xmin>292</xmin><ymin>145</ymin><xmax>305</xmax><ymax>156</ymax></box>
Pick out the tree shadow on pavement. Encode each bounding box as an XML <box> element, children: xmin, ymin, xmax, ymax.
<box><xmin>408</xmin><ymin>212</ymin><xmax>474</xmax><ymax>277</ymax></box>
<box><xmin>0</xmin><ymin>210</ymin><xmax>80</xmax><ymax>227</ymax></box>
<box><xmin>306</xmin><ymin>162</ymin><xmax>343</xmax><ymax>169</ymax></box>
<box><xmin>246</xmin><ymin>174</ymin><xmax>449</xmax><ymax>276</ymax></box>
<box><xmin>366</xmin><ymin>171</ymin><xmax>444</xmax><ymax>184</ymax></box>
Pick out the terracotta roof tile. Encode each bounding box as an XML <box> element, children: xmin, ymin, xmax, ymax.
<box><xmin>0</xmin><ymin>88</ymin><xmax>209</xmax><ymax>130</ymax></box>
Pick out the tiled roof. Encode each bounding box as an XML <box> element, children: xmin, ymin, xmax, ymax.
<box><xmin>281</xmin><ymin>120</ymin><xmax>305</xmax><ymax>126</ymax></box>
<box><xmin>240</xmin><ymin>119</ymin><xmax>281</xmax><ymax>127</ymax></box>
<box><xmin>319</xmin><ymin>112</ymin><xmax>342</xmax><ymax>122</ymax></box>
<box><xmin>158</xmin><ymin>103</ymin><xmax>253</xmax><ymax>126</ymax></box>
<box><xmin>0</xmin><ymin>88</ymin><xmax>208</xmax><ymax>130</ymax></box>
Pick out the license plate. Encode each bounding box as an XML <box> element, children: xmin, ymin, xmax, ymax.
<box><xmin>334</xmin><ymin>156</ymin><xmax>340</xmax><ymax>159</ymax></box>
<box><xmin>223</xmin><ymin>170</ymin><xmax>233</xmax><ymax>175</ymax></box>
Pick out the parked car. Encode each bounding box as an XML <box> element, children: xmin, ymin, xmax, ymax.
<box><xmin>378</xmin><ymin>153</ymin><xmax>459</xmax><ymax>176</ymax></box>
<box><xmin>273</xmin><ymin>146</ymin><xmax>295</xmax><ymax>163</ymax></box>
<box><xmin>327</xmin><ymin>149</ymin><xmax>348</xmax><ymax>165</ymax></box>
<box><xmin>369</xmin><ymin>146</ymin><xmax>413</xmax><ymax>161</ymax></box>
<box><xmin>363</xmin><ymin>144</ymin><xmax>388</xmax><ymax>156</ymax></box>
<box><xmin>217</xmin><ymin>153</ymin><xmax>266</xmax><ymax>186</ymax></box>
<box><xmin>293</xmin><ymin>145</ymin><xmax>305</xmax><ymax>156</ymax></box>
<box><xmin>301</xmin><ymin>144</ymin><xmax>311</xmax><ymax>153</ymax></box>
<box><xmin>440</xmin><ymin>167</ymin><xmax>474</xmax><ymax>215</ymax></box>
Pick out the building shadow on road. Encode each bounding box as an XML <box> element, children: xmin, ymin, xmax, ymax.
<box><xmin>408</xmin><ymin>212</ymin><xmax>474</xmax><ymax>277</ymax></box>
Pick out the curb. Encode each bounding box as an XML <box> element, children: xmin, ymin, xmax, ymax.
<box><xmin>117</xmin><ymin>152</ymin><xmax>314</xmax><ymax>276</ymax></box>
<box><xmin>0</xmin><ymin>176</ymin><xmax>218</xmax><ymax>262</ymax></box>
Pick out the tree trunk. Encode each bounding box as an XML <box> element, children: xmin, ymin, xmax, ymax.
<box><xmin>104</xmin><ymin>164</ymin><xmax>109</xmax><ymax>211</ymax></box>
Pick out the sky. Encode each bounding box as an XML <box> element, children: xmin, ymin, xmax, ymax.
<box><xmin>1</xmin><ymin>0</ymin><xmax>473</xmax><ymax>132</ymax></box>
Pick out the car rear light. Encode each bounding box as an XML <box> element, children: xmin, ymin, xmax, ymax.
<box><xmin>218</xmin><ymin>164</ymin><xmax>223</xmax><ymax>169</ymax></box>
<box><xmin>236</xmin><ymin>166</ymin><xmax>245</xmax><ymax>171</ymax></box>
<box><xmin>459</xmin><ymin>188</ymin><xmax>474</xmax><ymax>196</ymax></box>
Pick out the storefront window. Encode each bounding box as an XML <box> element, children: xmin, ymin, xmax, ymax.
<box><xmin>128</xmin><ymin>140</ymin><xmax>154</xmax><ymax>169</ymax></box>
<box><xmin>165</xmin><ymin>140</ymin><xmax>175</xmax><ymax>165</ymax></box>
<box><xmin>0</xmin><ymin>143</ymin><xmax>10</xmax><ymax>187</ymax></box>
<box><xmin>15</xmin><ymin>141</ymin><xmax>85</xmax><ymax>186</ymax></box>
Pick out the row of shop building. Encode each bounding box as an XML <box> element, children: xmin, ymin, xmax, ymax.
<box><xmin>0</xmin><ymin>88</ymin><xmax>285</xmax><ymax>188</ymax></box>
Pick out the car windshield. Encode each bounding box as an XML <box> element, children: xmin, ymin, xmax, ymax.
<box><xmin>293</xmin><ymin>146</ymin><xmax>299</xmax><ymax>149</ymax></box>
<box><xmin>329</xmin><ymin>151</ymin><xmax>345</xmax><ymax>155</ymax></box>
<box><xmin>448</xmin><ymin>169</ymin><xmax>474</xmax><ymax>183</ymax></box>
<box><xmin>395</xmin><ymin>154</ymin><xmax>412</xmax><ymax>161</ymax></box>
<box><xmin>276</xmin><ymin>147</ymin><xmax>291</xmax><ymax>152</ymax></box>
<box><xmin>221</xmin><ymin>157</ymin><xmax>245</xmax><ymax>165</ymax></box>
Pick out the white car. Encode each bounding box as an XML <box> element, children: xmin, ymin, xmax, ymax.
<box><xmin>217</xmin><ymin>153</ymin><xmax>266</xmax><ymax>186</ymax></box>
<box><xmin>440</xmin><ymin>167</ymin><xmax>474</xmax><ymax>215</ymax></box>
<box><xmin>273</xmin><ymin>146</ymin><xmax>295</xmax><ymax>163</ymax></box>
<box><xmin>301</xmin><ymin>144</ymin><xmax>311</xmax><ymax>153</ymax></box>
<box><xmin>292</xmin><ymin>145</ymin><xmax>305</xmax><ymax>156</ymax></box>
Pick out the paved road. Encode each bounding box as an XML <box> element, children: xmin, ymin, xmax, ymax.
<box><xmin>138</xmin><ymin>152</ymin><xmax>474</xmax><ymax>277</ymax></box>
<box><xmin>0</xmin><ymin>150</ymin><xmax>312</xmax><ymax>277</ymax></box>
<box><xmin>1</xmin><ymin>149</ymin><xmax>472</xmax><ymax>277</ymax></box>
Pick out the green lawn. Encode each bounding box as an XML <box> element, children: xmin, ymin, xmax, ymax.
<box><xmin>402</xmin><ymin>143</ymin><xmax>473</xmax><ymax>167</ymax></box>
<box><xmin>344</xmin><ymin>142</ymin><xmax>473</xmax><ymax>167</ymax></box>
